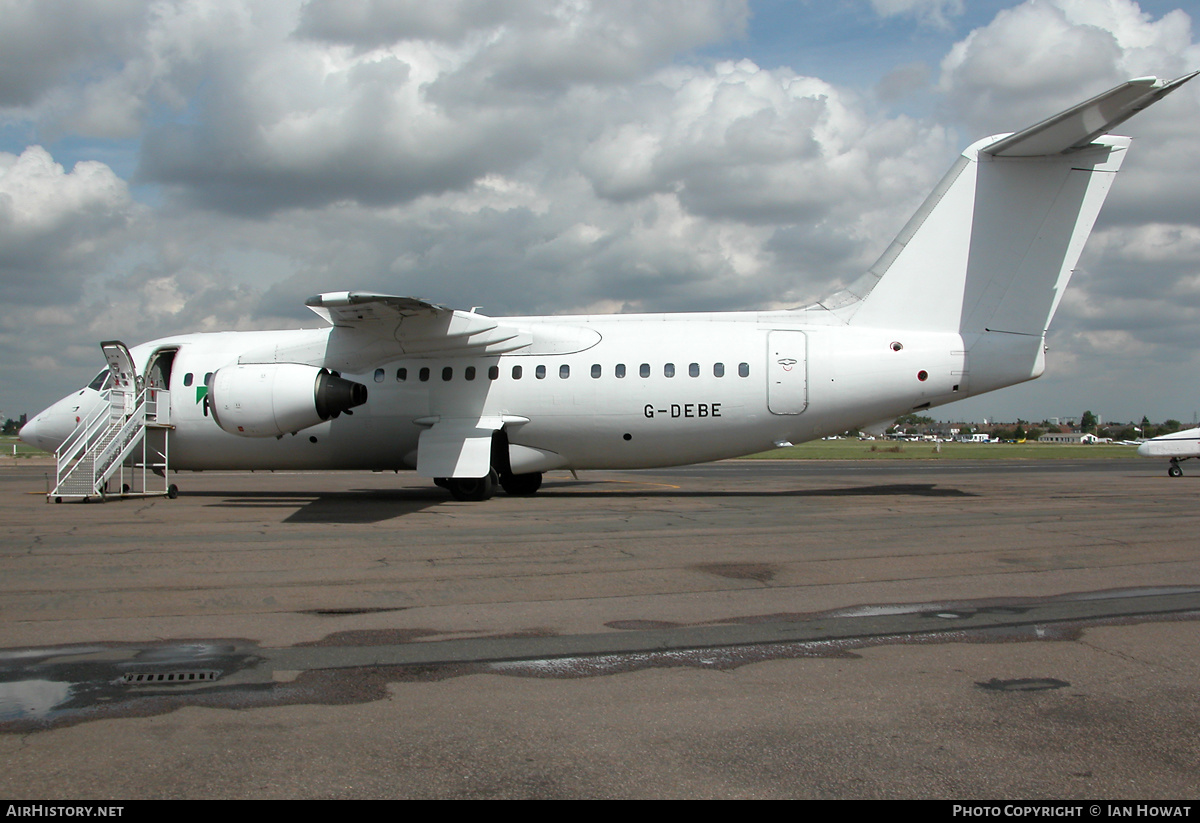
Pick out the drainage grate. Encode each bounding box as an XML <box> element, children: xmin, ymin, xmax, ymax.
<box><xmin>120</xmin><ymin>670</ymin><xmax>220</xmax><ymax>685</ymax></box>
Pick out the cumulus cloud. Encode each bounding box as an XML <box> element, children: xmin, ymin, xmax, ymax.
<box><xmin>136</xmin><ymin>0</ymin><xmax>751</xmax><ymax>214</ymax></box>
<box><xmin>939</xmin><ymin>0</ymin><xmax>1198</xmax><ymax>134</ymax></box>
<box><xmin>869</xmin><ymin>0</ymin><xmax>964</xmax><ymax>29</ymax></box>
<box><xmin>299</xmin><ymin>0</ymin><xmax>749</xmax><ymax>89</ymax></box>
<box><xmin>296</xmin><ymin>0</ymin><xmax>521</xmax><ymax>46</ymax></box>
<box><xmin>0</xmin><ymin>146</ymin><xmax>135</xmax><ymax>303</ymax></box>
<box><xmin>0</xmin><ymin>0</ymin><xmax>148</xmax><ymax>108</ymax></box>
<box><xmin>3</xmin><ymin>0</ymin><xmax>1200</xmax><ymax>425</ymax></box>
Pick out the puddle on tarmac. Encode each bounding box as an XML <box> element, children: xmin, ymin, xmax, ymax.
<box><xmin>2</xmin><ymin>589</ymin><xmax>1197</xmax><ymax>733</ymax></box>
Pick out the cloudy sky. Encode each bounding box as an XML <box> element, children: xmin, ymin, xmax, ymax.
<box><xmin>2</xmin><ymin>0</ymin><xmax>1199</xmax><ymax>425</ymax></box>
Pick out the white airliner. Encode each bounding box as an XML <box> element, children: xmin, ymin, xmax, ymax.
<box><xmin>21</xmin><ymin>73</ymin><xmax>1196</xmax><ymax>501</ymax></box>
<box><xmin>1137</xmin><ymin>427</ymin><xmax>1200</xmax><ymax>476</ymax></box>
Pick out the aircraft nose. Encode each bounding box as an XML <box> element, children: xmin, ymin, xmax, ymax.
<box><xmin>20</xmin><ymin>388</ymin><xmax>105</xmax><ymax>453</ymax></box>
<box><xmin>1136</xmin><ymin>441</ymin><xmax>1150</xmax><ymax>457</ymax></box>
<box><xmin>18</xmin><ymin>415</ymin><xmax>53</xmax><ymax>452</ymax></box>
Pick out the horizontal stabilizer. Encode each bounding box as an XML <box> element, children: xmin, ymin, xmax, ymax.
<box><xmin>984</xmin><ymin>71</ymin><xmax>1198</xmax><ymax>157</ymax></box>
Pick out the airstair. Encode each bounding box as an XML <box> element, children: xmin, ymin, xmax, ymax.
<box><xmin>50</xmin><ymin>341</ymin><xmax>176</xmax><ymax>503</ymax></box>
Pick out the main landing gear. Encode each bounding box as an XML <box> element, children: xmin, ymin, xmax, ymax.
<box><xmin>434</xmin><ymin>470</ymin><xmax>544</xmax><ymax>501</ymax></box>
<box><xmin>433</xmin><ymin>431</ymin><xmax>546</xmax><ymax>501</ymax></box>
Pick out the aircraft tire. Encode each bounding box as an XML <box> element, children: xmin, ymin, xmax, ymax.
<box><xmin>500</xmin><ymin>471</ymin><xmax>542</xmax><ymax>496</ymax></box>
<box><xmin>446</xmin><ymin>472</ymin><xmax>496</xmax><ymax>501</ymax></box>
<box><xmin>1169</xmin><ymin>465</ymin><xmax>1183</xmax><ymax>477</ymax></box>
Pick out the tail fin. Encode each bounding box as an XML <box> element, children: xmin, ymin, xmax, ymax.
<box><xmin>825</xmin><ymin>73</ymin><xmax>1196</xmax><ymax>335</ymax></box>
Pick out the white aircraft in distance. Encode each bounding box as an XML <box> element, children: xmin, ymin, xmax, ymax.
<box><xmin>1137</xmin><ymin>427</ymin><xmax>1200</xmax><ymax>476</ymax></box>
<box><xmin>21</xmin><ymin>73</ymin><xmax>1197</xmax><ymax>501</ymax></box>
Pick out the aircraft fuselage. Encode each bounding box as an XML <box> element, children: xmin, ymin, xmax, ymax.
<box><xmin>94</xmin><ymin>311</ymin><xmax>984</xmax><ymax>473</ymax></box>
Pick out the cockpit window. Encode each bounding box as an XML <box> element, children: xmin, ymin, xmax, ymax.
<box><xmin>87</xmin><ymin>369</ymin><xmax>112</xmax><ymax>391</ymax></box>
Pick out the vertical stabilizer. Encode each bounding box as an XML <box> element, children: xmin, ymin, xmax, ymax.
<box><xmin>827</xmin><ymin>73</ymin><xmax>1195</xmax><ymax>336</ymax></box>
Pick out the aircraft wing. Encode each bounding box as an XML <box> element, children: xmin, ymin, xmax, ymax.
<box><xmin>235</xmin><ymin>291</ymin><xmax>531</xmax><ymax>373</ymax></box>
<box><xmin>305</xmin><ymin>291</ymin><xmax>447</xmax><ymax>325</ymax></box>
<box><xmin>305</xmin><ymin>291</ymin><xmax>530</xmax><ymax>355</ymax></box>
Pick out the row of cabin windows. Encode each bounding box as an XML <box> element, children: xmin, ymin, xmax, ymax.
<box><xmin>376</xmin><ymin>362</ymin><xmax>751</xmax><ymax>383</ymax></box>
<box><xmin>177</xmin><ymin>364</ymin><xmax>751</xmax><ymax>389</ymax></box>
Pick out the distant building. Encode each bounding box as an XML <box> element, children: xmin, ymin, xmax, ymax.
<box><xmin>1038</xmin><ymin>432</ymin><xmax>1098</xmax><ymax>444</ymax></box>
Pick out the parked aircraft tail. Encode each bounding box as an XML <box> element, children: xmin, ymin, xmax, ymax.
<box><xmin>822</xmin><ymin>73</ymin><xmax>1196</xmax><ymax>337</ymax></box>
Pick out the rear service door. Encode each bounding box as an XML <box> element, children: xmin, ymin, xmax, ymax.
<box><xmin>767</xmin><ymin>330</ymin><xmax>807</xmax><ymax>415</ymax></box>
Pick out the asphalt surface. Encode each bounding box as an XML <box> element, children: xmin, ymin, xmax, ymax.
<box><xmin>1</xmin><ymin>456</ymin><xmax>1198</xmax><ymax>799</ymax></box>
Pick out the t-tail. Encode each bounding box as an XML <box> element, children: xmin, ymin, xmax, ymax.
<box><xmin>819</xmin><ymin>72</ymin><xmax>1197</xmax><ymax>398</ymax></box>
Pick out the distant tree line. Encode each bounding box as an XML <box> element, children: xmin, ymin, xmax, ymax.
<box><xmin>888</xmin><ymin>410</ymin><xmax>1187</xmax><ymax>442</ymax></box>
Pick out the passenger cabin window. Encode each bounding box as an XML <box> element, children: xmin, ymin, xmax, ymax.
<box><xmin>396</xmin><ymin>367</ymin><xmax>407</xmax><ymax>382</ymax></box>
<box><xmin>689</xmin><ymin>363</ymin><xmax>699</xmax><ymax>377</ymax></box>
<box><xmin>419</xmin><ymin>367</ymin><xmax>430</xmax><ymax>382</ymax></box>
<box><xmin>442</xmin><ymin>367</ymin><xmax>453</xmax><ymax>381</ymax></box>
<box><xmin>183</xmin><ymin>373</ymin><xmax>194</xmax><ymax>387</ymax></box>
<box><xmin>536</xmin><ymin>365</ymin><xmax>546</xmax><ymax>379</ymax></box>
<box><xmin>560</xmin><ymin>365</ymin><xmax>570</xmax><ymax>379</ymax></box>
<box><xmin>714</xmin><ymin>363</ymin><xmax>724</xmax><ymax>377</ymax></box>
<box><xmin>640</xmin><ymin>364</ymin><xmax>650</xmax><ymax>378</ymax></box>
<box><xmin>591</xmin><ymin>364</ymin><xmax>601</xmax><ymax>378</ymax></box>
<box><xmin>374</xmin><ymin>368</ymin><xmax>385</xmax><ymax>383</ymax></box>
<box><xmin>465</xmin><ymin>366</ymin><xmax>476</xmax><ymax>381</ymax></box>
<box><xmin>739</xmin><ymin>362</ymin><xmax>750</xmax><ymax>377</ymax></box>
<box><xmin>488</xmin><ymin>365</ymin><xmax>499</xmax><ymax>380</ymax></box>
<box><xmin>664</xmin><ymin>363</ymin><xmax>675</xmax><ymax>378</ymax></box>
<box><xmin>615</xmin><ymin>364</ymin><xmax>626</xmax><ymax>378</ymax></box>
<box><xmin>512</xmin><ymin>365</ymin><xmax>523</xmax><ymax>379</ymax></box>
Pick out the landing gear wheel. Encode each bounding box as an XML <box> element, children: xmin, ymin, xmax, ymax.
<box><xmin>167</xmin><ymin>484</ymin><xmax>179</xmax><ymax>499</ymax></box>
<box><xmin>500</xmin><ymin>471</ymin><xmax>542</xmax><ymax>496</ymax></box>
<box><xmin>445</xmin><ymin>472</ymin><xmax>496</xmax><ymax>501</ymax></box>
<box><xmin>1169</xmin><ymin>464</ymin><xmax>1183</xmax><ymax>477</ymax></box>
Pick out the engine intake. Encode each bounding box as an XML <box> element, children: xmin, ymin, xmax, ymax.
<box><xmin>208</xmin><ymin>364</ymin><xmax>367</xmax><ymax>437</ymax></box>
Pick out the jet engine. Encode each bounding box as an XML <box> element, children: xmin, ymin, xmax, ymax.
<box><xmin>207</xmin><ymin>364</ymin><xmax>367</xmax><ymax>437</ymax></box>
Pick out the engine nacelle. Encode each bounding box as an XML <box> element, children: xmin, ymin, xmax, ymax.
<box><xmin>208</xmin><ymin>364</ymin><xmax>367</xmax><ymax>437</ymax></box>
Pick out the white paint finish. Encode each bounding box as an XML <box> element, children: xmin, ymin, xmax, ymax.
<box><xmin>767</xmin><ymin>330</ymin><xmax>807</xmax><ymax>415</ymax></box>
<box><xmin>417</xmin><ymin>417</ymin><xmax>502</xmax><ymax>478</ymax></box>
<box><xmin>19</xmin><ymin>76</ymin><xmax>1193</xmax><ymax>488</ymax></box>
<box><xmin>1138</xmin><ymin>428</ymin><xmax>1200</xmax><ymax>458</ymax></box>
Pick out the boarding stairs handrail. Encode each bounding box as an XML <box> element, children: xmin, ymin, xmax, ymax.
<box><xmin>53</xmin><ymin>391</ymin><xmax>118</xmax><ymax>497</ymax></box>
<box><xmin>52</xmin><ymin>387</ymin><xmax>152</xmax><ymax>500</ymax></box>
